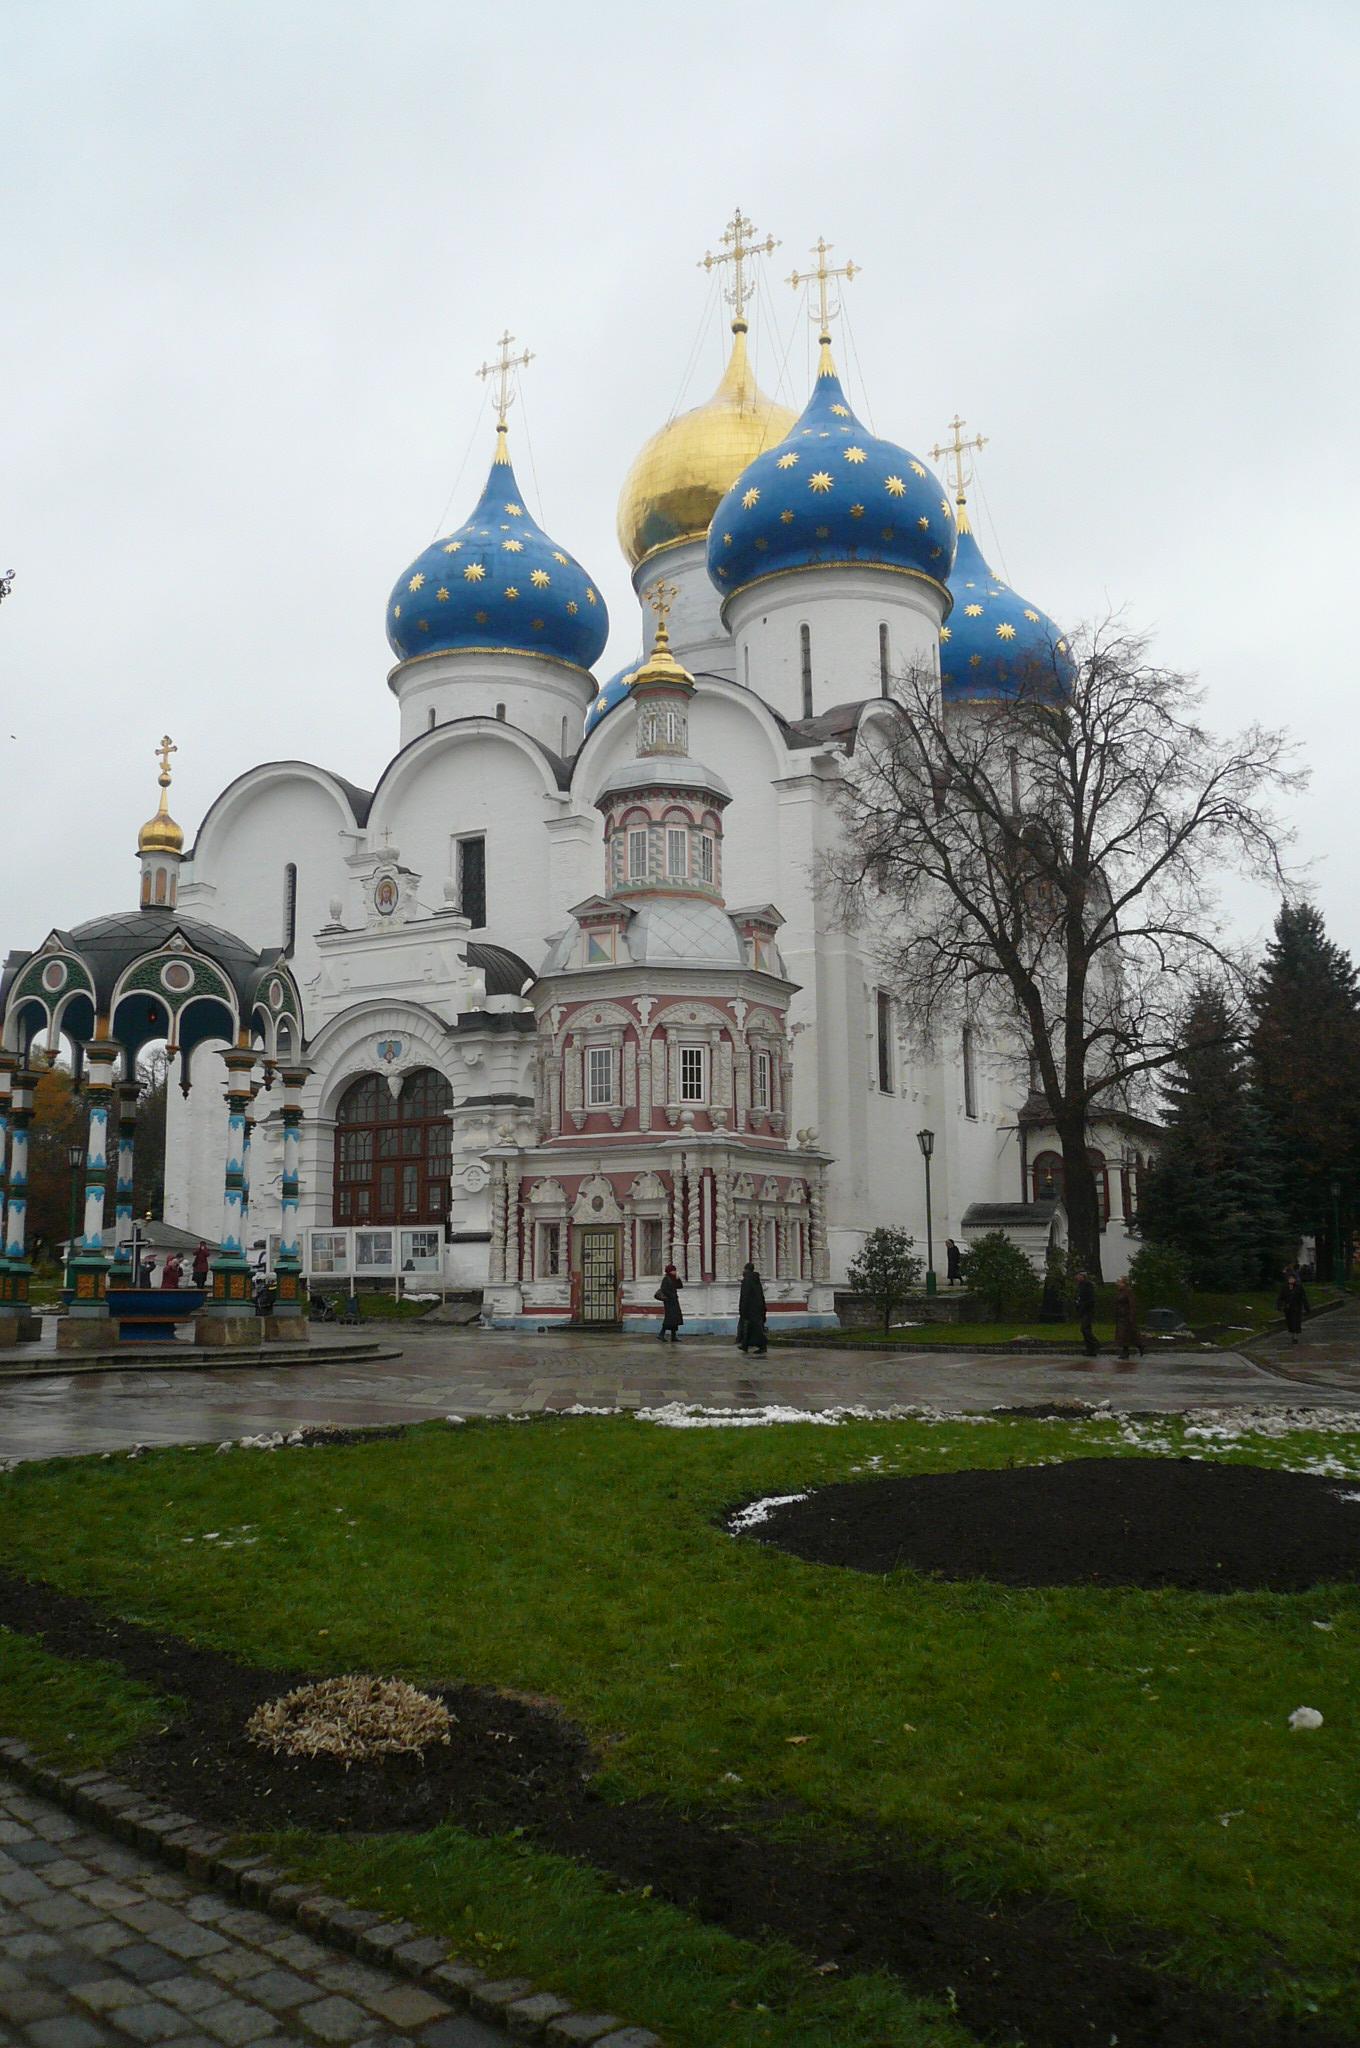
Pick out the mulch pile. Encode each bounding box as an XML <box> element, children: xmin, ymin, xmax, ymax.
<box><xmin>2</xmin><ymin>1451</ymin><xmax>1358</xmax><ymax>2048</ymax></box>
<box><xmin>735</xmin><ymin>1455</ymin><xmax>1360</xmax><ymax>1591</ymax></box>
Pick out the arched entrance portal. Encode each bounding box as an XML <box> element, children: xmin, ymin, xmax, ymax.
<box><xmin>334</xmin><ymin>1069</ymin><xmax>452</xmax><ymax>1226</ymax></box>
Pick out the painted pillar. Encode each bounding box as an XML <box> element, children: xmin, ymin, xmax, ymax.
<box><xmin>204</xmin><ymin>1048</ymin><xmax>257</xmax><ymax>1325</ymax></box>
<box><xmin>107</xmin><ymin>1081</ymin><xmax>139</xmax><ymax>1289</ymax></box>
<box><xmin>271</xmin><ymin>1063</ymin><xmax>310</xmax><ymax>1323</ymax></box>
<box><xmin>67</xmin><ymin>1041</ymin><xmax>118</xmax><ymax>1325</ymax></box>
<box><xmin>0</xmin><ymin>1053</ymin><xmax>14</xmax><ymax>1304</ymax></box>
<box><xmin>2</xmin><ymin>1069</ymin><xmax>39</xmax><ymax>1337</ymax></box>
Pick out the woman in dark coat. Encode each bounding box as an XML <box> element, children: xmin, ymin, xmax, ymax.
<box><xmin>1113</xmin><ymin>1276</ymin><xmax>1145</xmax><ymax>1360</ymax></box>
<box><xmin>657</xmin><ymin>1265</ymin><xmax>684</xmax><ymax>1341</ymax></box>
<box><xmin>738</xmin><ymin>1261</ymin><xmax>767</xmax><ymax>1355</ymax></box>
<box><xmin>1277</xmin><ymin>1272</ymin><xmax>1310</xmax><ymax>1343</ymax></box>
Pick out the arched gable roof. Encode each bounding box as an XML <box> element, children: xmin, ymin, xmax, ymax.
<box><xmin>365</xmin><ymin>716</ymin><xmax>570</xmax><ymax>838</ymax></box>
<box><xmin>188</xmin><ymin>761</ymin><xmax>373</xmax><ymax>866</ymax></box>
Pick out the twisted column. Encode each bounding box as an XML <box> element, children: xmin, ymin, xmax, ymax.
<box><xmin>66</xmin><ymin>1040</ymin><xmax>118</xmax><ymax>1330</ymax></box>
<box><xmin>198</xmin><ymin>1048</ymin><xmax>258</xmax><ymax>1343</ymax></box>
<box><xmin>107</xmin><ymin>1081</ymin><xmax>139</xmax><ymax>1289</ymax></box>
<box><xmin>271</xmin><ymin>1064</ymin><xmax>310</xmax><ymax>1327</ymax></box>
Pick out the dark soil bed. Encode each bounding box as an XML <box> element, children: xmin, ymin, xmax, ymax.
<box><xmin>0</xmin><ymin>1562</ymin><xmax>1354</xmax><ymax>2048</ymax></box>
<box><xmin>734</xmin><ymin>1456</ymin><xmax>1360</xmax><ymax>1591</ymax></box>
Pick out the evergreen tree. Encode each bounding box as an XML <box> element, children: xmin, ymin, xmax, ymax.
<box><xmin>1137</xmin><ymin>984</ymin><xmax>1290</xmax><ymax>1289</ymax></box>
<box><xmin>1250</xmin><ymin>902</ymin><xmax>1360</xmax><ymax>1278</ymax></box>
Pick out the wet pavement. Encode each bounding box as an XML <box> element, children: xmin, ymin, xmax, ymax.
<box><xmin>3</xmin><ymin>1318</ymin><xmax>1360</xmax><ymax>1464</ymax></box>
<box><xmin>0</xmin><ymin>1774</ymin><xmax>512</xmax><ymax>2046</ymax></box>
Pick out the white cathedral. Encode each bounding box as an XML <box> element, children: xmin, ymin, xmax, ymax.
<box><xmin>160</xmin><ymin>223</ymin><xmax>1147</xmax><ymax>1330</ymax></box>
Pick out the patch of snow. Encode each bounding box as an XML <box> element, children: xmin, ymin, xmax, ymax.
<box><xmin>728</xmin><ymin>1492</ymin><xmax>811</xmax><ymax>1533</ymax></box>
<box><xmin>1288</xmin><ymin>1706</ymin><xmax>1324</xmax><ymax>1731</ymax></box>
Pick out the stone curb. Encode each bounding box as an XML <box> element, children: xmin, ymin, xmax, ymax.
<box><xmin>0</xmin><ymin>1735</ymin><xmax>660</xmax><ymax>2048</ymax></box>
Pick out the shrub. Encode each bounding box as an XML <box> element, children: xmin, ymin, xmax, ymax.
<box><xmin>845</xmin><ymin>1226</ymin><xmax>923</xmax><ymax>1335</ymax></box>
<box><xmin>961</xmin><ymin>1232</ymin><xmax>1041</xmax><ymax>1320</ymax></box>
<box><xmin>1127</xmin><ymin>1240</ymin><xmax>1192</xmax><ymax>1312</ymax></box>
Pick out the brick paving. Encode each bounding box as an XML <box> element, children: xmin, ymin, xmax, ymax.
<box><xmin>0</xmin><ymin>1777</ymin><xmax>514</xmax><ymax>2048</ymax></box>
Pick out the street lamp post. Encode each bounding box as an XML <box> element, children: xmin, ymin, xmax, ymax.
<box><xmin>916</xmin><ymin>1128</ymin><xmax>936</xmax><ymax>1297</ymax></box>
<box><xmin>1331</xmin><ymin>1179</ymin><xmax>1346</xmax><ymax>1290</ymax></box>
<box><xmin>64</xmin><ymin>1143</ymin><xmax>84</xmax><ymax>1293</ymax></box>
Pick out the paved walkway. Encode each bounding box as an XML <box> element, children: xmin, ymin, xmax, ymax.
<box><xmin>0</xmin><ymin>1776</ymin><xmax>509</xmax><ymax>2046</ymax></box>
<box><xmin>3</xmin><ymin>1322</ymin><xmax>1360</xmax><ymax>1465</ymax></box>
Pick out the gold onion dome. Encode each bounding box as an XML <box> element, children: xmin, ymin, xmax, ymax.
<box><xmin>138</xmin><ymin>735</ymin><xmax>184</xmax><ymax>854</ymax></box>
<box><xmin>617</xmin><ymin>325</ymin><xmax>797</xmax><ymax>569</ymax></box>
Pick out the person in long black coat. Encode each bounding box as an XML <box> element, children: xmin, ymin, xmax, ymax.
<box><xmin>1277</xmin><ymin>1271</ymin><xmax>1310</xmax><ymax>1343</ymax></box>
<box><xmin>738</xmin><ymin>1261</ymin><xmax>767</xmax><ymax>1355</ymax></box>
<box><xmin>657</xmin><ymin>1265</ymin><xmax>684</xmax><ymax>1341</ymax></box>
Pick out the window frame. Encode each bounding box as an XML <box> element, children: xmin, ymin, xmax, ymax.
<box><xmin>627</xmin><ymin>827</ymin><xmax>650</xmax><ymax>881</ymax></box>
<box><xmin>752</xmin><ymin>1048</ymin><xmax>771</xmax><ymax>1110</ymax></box>
<box><xmin>586</xmin><ymin>1043</ymin><xmax>616</xmax><ymax>1108</ymax></box>
<box><xmin>679</xmin><ymin>1044</ymin><xmax>708</xmax><ymax>1104</ymax></box>
<box><xmin>666</xmin><ymin>827</ymin><xmax>689</xmax><ymax>879</ymax></box>
<box><xmin>876</xmin><ymin>990</ymin><xmax>894</xmax><ymax>1093</ymax></box>
<box><xmin>455</xmin><ymin>833</ymin><xmax>487</xmax><ymax>928</ymax></box>
<box><xmin>962</xmin><ymin>1024</ymin><xmax>978</xmax><ymax>1119</ymax></box>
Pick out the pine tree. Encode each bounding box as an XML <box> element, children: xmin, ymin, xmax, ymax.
<box><xmin>1138</xmin><ymin>985</ymin><xmax>1291</xmax><ymax>1289</ymax></box>
<box><xmin>1250</xmin><ymin>902</ymin><xmax>1360</xmax><ymax>1277</ymax></box>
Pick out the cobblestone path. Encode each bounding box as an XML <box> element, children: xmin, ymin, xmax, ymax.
<box><xmin>0</xmin><ymin>1777</ymin><xmax>511</xmax><ymax>2048</ymax></box>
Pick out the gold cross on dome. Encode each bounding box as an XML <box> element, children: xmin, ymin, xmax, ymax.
<box><xmin>155</xmin><ymin>734</ymin><xmax>177</xmax><ymax>788</ymax></box>
<box><xmin>698</xmin><ymin>208</ymin><xmax>780</xmax><ymax>328</ymax></box>
<box><xmin>787</xmin><ymin>236</ymin><xmax>860</xmax><ymax>343</ymax></box>
<box><xmin>646</xmin><ymin>578</ymin><xmax>679</xmax><ymax>633</ymax></box>
<box><xmin>476</xmin><ymin>330</ymin><xmax>535</xmax><ymax>428</ymax></box>
<box><xmin>929</xmin><ymin>414</ymin><xmax>989</xmax><ymax>504</ymax></box>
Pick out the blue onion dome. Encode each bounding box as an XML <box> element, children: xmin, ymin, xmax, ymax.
<box><xmin>387</xmin><ymin>425</ymin><xmax>609</xmax><ymax>670</ymax></box>
<box><xmin>582</xmin><ymin>654</ymin><xmax>642</xmax><ymax>742</ymax></box>
<box><xmin>939</xmin><ymin>501</ymin><xmax>1074</xmax><ymax>700</ymax></box>
<box><xmin>706</xmin><ymin>345</ymin><xmax>956</xmax><ymax>601</ymax></box>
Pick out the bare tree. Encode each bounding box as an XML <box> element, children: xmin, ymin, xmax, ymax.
<box><xmin>825</xmin><ymin>624</ymin><xmax>1301</xmax><ymax>1274</ymax></box>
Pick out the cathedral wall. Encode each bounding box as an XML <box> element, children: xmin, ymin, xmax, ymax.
<box><xmin>726</xmin><ymin>569</ymin><xmax>944</xmax><ymax>723</ymax></box>
<box><xmin>633</xmin><ymin>540</ymin><xmax>734</xmax><ymax>683</ymax></box>
<box><xmin>182</xmin><ymin>775</ymin><xmax>357</xmax><ymax>989</ymax></box>
<box><xmin>390</xmin><ymin>649</ymin><xmax>594</xmax><ymax>759</ymax></box>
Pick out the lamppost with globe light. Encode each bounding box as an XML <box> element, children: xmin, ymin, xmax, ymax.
<box><xmin>916</xmin><ymin>1127</ymin><xmax>936</xmax><ymax>1296</ymax></box>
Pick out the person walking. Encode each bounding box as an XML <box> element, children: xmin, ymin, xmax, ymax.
<box><xmin>656</xmin><ymin>1264</ymin><xmax>684</xmax><ymax>1341</ymax></box>
<box><xmin>191</xmin><ymin>1241</ymin><xmax>210</xmax><ymax>1288</ymax></box>
<box><xmin>160</xmin><ymin>1252</ymin><xmax>183</xmax><ymax>1289</ymax></box>
<box><xmin>1277</xmin><ymin>1270</ymin><xmax>1310</xmax><ymax>1345</ymax></box>
<box><xmin>1114</xmin><ymin>1276</ymin><xmax>1145</xmax><ymax>1360</ymax></box>
<box><xmin>738</xmin><ymin>1261</ymin><xmax>768</xmax><ymax>1355</ymax></box>
<box><xmin>945</xmin><ymin>1238</ymin><xmax>963</xmax><ymax>1287</ymax></box>
<box><xmin>1075</xmin><ymin>1269</ymin><xmax>1099</xmax><ymax>1359</ymax></box>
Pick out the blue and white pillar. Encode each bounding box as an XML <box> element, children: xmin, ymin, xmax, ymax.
<box><xmin>65</xmin><ymin>1041</ymin><xmax>117</xmax><ymax>1329</ymax></box>
<box><xmin>2</xmin><ymin>1068</ymin><xmax>41</xmax><ymax>1343</ymax></box>
<box><xmin>107</xmin><ymin>1081</ymin><xmax>139</xmax><ymax>1289</ymax></box>
<box><xmin>270</xmin><ymin>1063</ymin><xmax>310</xmax><ymax>1327</ymax></box>
<box><xmin>200</xmin><ymin>1047</ymin><xmax>257</xmax><ymax>1337</ymax></box>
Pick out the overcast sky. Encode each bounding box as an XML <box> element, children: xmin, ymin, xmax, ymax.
<box><xmin>4</xmin><ymin>0</ymin><xmax>1357</xmax><ymax>963</ymax></box>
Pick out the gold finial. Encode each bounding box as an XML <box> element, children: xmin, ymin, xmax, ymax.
<box><xmin>787</xmin><ymin>236</ymin><xmax>860</xmax><ymax>349</ymax></box>
<box><xmin>646</xmin><ymin>577</ymin><xmax>679</xmax><ymax>645</ymax></box>
<box><xmin>929</xmin><ymin>414</ymin><xmax>989</xmax><ymax>509</ymax></box>
<box><xmin>698</xmin><ymin>208</ymin><xmax>780</xmax><ymax>332</ymax></box>
<box><xmin>476</xmin><ymin>329</ymin><xmax>535</xmax><ymax>431</ymax></box>
<box><xmin>139</xmin><ymin>734</ymin><xmax>184</xmax><ymax>855</ymax></box>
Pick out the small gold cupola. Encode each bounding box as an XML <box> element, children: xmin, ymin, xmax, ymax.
<box><xmin>138</xmin><ymin>735</ymin><xmax>184</xmax><ymax>908</ymax></box>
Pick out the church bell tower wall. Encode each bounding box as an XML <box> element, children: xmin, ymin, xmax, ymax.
<box><xmin>390</xmin><ymin>648</ymin><xmax>597</xmax><ymax>757</ymax></box>
<box><xmin>633</xmin><ymin>540</ymin><xmax>735</xmax><ymax>684</ymax></box>
<box><xmin>725</xmin><ymin>567</ymin><xmax>944</xmax><ymax>722</ymax></box>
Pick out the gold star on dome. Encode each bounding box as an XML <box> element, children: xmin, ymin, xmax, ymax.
<box><xmin>780</xmin><ymin>509</ymin><xmax>794</xmax><ymax>524</ymax></box>
<box><xmin>884</xmin><ymin>476</ymin><xmax>906</xmax><ymax>497</ymax></box>
<box><xmin>566</xmin><ymin>600</ymin><xmax>579</xmax><ymax>614</ymax></box>
<box><xmin>502</xmin><ymin>538</ymin><xmax>523</xmax><ymax>553</ymax></box>
<box><xmin>940</xmin><ymin>626</ymin><xmax>952</xmax><ymax>642</ymax></box>
<box><xmin>1057</xmin><ymin>639</ymin><xmax>1068</xmax><ymax>654</ymax></box>
<box><xmin>408</xmin><ymin>572</ymin><xmax>426</xmax><ymax>592</ymax></box>
<box><xmin>830</xmin><ymin>403</ymin><xmax>850</xmax><ymax>417</ymax></box>
<box><xmin>595</xmin><ymin>698</ymin><xmax>606</xmax><ymax>713</ymax></box>
<box><xmin>918</xmin><ymin>516</ymin><xmax>929</xmax><ymax>530</ymax></box>
<box><xmin>996</xmin><ymin>622</ymin><xmax>1017</xmax><ymax>639</ymax></box>
<box><xmin>505</xmin><ymin>503</ymin><xmax>524</xmax><ymax>517</ymax></box>
<box><xmin>530</xmin><ymin>568</ymin><xmax>550</xmax><ymax>587</ymax></box>
<box><xmin>808</xmin><ymin>471</ymin><xmax>833</xmax><ymax>492</ymax></box>
<box><xmin>586</xmin><ymin>588</ymin><xmax>597</xmax><ymax>604</ymax></box>
<box><xmin>464</xmin><ymin>562</ymin><xmax>486</xmax><ymax>582</ymax></box>
<box><xmin>910</xmin><ymin>461</ymin><xmax>927</xmax><ymax>478</ymax></box>
<box><xmin>1024</xmin><ymin>608</ymin><xmax>1040</xmax><ymax>622</ymax></box>
<box><xmin>443</xmin><ymin>541</ymin><xmax>462</xmax><ymax>555</ymax></box>
<box><xmin>504</xmin><ymin>585</ymin><xmax>520</xmax><ymax>600</ymax></box>
<box><xmin>754</xmin><ymin>536</ymin><xmax>768</xmax><ymax>550</ymax></box>
<box><xmin>742</xmin><ymin>487</ymin><xmax>760</xmax><ymax>509</ymax></box>
<box><xmin>436</xmin><ymin>586</ymin><xmax>450</xmax><ymax>602</ymax></box>
<box><xmin>475</xmin><ymin>608</ymin><xmax>489</xmax><ymax>624</ymax></box>
<box><xmin>880</xmin><ymin>526</ymin><xmax>893</xmax><ymax>540</ymax></box>
<box><xmin>941</xmin><ymin>499</ymin><xmax>953</xmax><ymax>518</ymax></box>
<box><xmin>815</xmin><ymin>525</ymin><xmax>830</xmax><ymax>539</ymax></box>
<box><xmin>776</xmin><ymin>452</ymin><xmax>799</xmax><ymax>469</ymax></box>
<box><xmin>969</xmin><ymin>654</ymin><xmax>983</xmax><ymax>667</ymax></box>
<box><xmin>964</xmin><ymin>603</ymin><xmax>983</xmax><ymax>617</ymax></box>
<box><xmin>843</xmin><ymin>446</ymin><xmax>867</xmax><ymax>464</ymax></box>
<box><xmin>849</xmin><ymin>504</ymin><xmax>864</xmax><ymax>518</ymax></box>
<box><xmin>930</xmin><ymin>546</ymin><xmax>942</xmax><ymax>558</ymax></box>
<box><xmin>532</xmin><ymin>617</ymin><xmax>545</xmax><ymax>630</ymax></box>
<box><xmin>722</xmin><ymin>532</ymin><xmax>733</xmax><ymax>545</ymax></box>
<box><xmin>417</xmin><ymin>619</ymin><xmax>429</xmax><ymax>632</ymax></box>
<box><xmin>552</xmin><ymin>551</ymin><xmax>568</xmax><ymax>565</ymax></box>
<box><xmin>393</xmin><ymin>603</ymin><xmax>401</xmax><ymax>618</ymax></box>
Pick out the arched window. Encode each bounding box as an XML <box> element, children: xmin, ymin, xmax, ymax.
<box><xmin>878</xmin><ymin>622</ymin><xmax>891</xmax><ymax>697</ymax></box>
<box><xmin>1030</xmin><ymin>1147</ymin><xmax>1111</xmax><ymax>1224</ymax></box>
<box><xmin>282</xmin><ymin>862</ymin><xmax>298</xmax><ymax>952</ymax></box>
<box><xmin>799</xmin><ymin>623</ymin><xmax>813</xmax><ymax>718</ymax></box>
<box><xmin>427</xmin><ymin>707</ymin><xmax>436</xmax><ymax>731</ymax></box>
<box><xmin>334</xmin><ymin>1068</ymin><xmax>452</xmax><ymax>1225</ymax></box>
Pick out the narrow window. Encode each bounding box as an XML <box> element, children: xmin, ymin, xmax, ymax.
<box><xmin>761</xmin><ymin>1216</ymin><xmax>778</xmax><ymax>1273</ymax></box>
<box><xmin>962</xmin><ymin>1025</ymin><xmax>978</xmax><ymax>1119</ymax></box>
<box><xmin>876</xmin><ymin>991</ymin><xmax>893</xmax><ymax>1093</ymax></box>
<box><xmin>537</xmin><ymin>1220</ymin><xmax>562</xmax><ymax>1277</ymax></box>
<box><xmin>680</xmin><ymin>1046</ymin><xmax>707</xmax><ymax>1103</ymax></box>
<box><xmin>495</xmin><ymin>702</ymin><xmax>506</xmax><ymax>721</ymax></box>
<box><xmin>587</xmin><ymin>1045</ymin><xmax>614</xmax><ymax>1106</ymax></box>
<box><xmin>666</xmin><ymin>828</ymin><xmax>688</xmax><ymax>879</ymax></box>
<box><xmin>879</xmin><ymin>622</ymin><xmax>891</xmax><ymax>696</ymax></box>
<box><xmin>427</xmin><ymin>707</ymin><xmax>436</xmax><ymax>730</ymax></box>
<box><xmin>743</xmin><ymin>645</ymin><xmax>751</xmax><ymax>688</ymax></box>
<box><xmin>457</xmin><ymin>835</ymin><xmax>486</xmax><ymax>927</ymax></box>
<box><xmin>697</xmin><ymin>834</ymin><xmax>715</xmax><ymax>884</ymax></box>
<box><xmin>282</xmin><ymin>862</ymin><xmax>298</xmax><ymax>953</ymax></box>
<box><xmin>561</xmin><ymin>714</ymin><xmax>570</xmax><ymax>756</ymax></box>
<box><xmin>638</xmin><ymin>1216</ymin><xmax>664</xmax><ymax>1274</ymax></box>
<box><xmin>1008</xmin><ymin>747</ymin><xmax>1022</xmax><ymax>812</ymax></box>
<box><xmin>154</xmin><ymin>868</ymin><xmax>167</xmax><ymax>904</ymax></box>
<box><xmin>752</xmin><ymin>1049</ymin><xmax>771</xmax><ymax>1110</ymax></box>
<box><xmin>628</xmin><ymin>827</ymin><xmax>649</xmax><ymax>880</ymax></box>
<box><xmin>800</xmin><ymin>622</ymin><xmax>813</xmax><ymax>718</ymax></box>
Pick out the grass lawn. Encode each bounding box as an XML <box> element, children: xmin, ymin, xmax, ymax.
<box><xmin>0</xmin><ymin>1414</ymin><xmax>1357</xmax><ymax>2040</ymax></box>
<box><xmin>832</xmin><ymin>1288</ymin><xmax>1341</xmax><ymax>1348</ymax></box>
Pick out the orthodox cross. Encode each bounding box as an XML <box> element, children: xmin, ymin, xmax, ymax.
<box><xmin>929</xmin><ymin>415</ymin><xmax>989</xmax><ymax>505</ymax></box>
<box><xmin>787</xmin><ymin>237</ymin><xmax>860</xmax><ymax>343</ymax></box>
<box><xmin>155</xmin><ymin>734</ymin><xmax>177</xmax><ymax>790</ymax></box>
<box><xmin>476</xmin><ymin>330</ymin><xmax>534</xmax><ymax>428</ymax></box>
<box><xmin>698</xmin><ymin>208</ymin><xmax>780</xmax><ymax>328</ymax></box>
<box><xmin>646</xmin><ymin>578</ymin><xmax>678</xmax><ymax>630</ymax></box>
